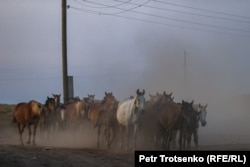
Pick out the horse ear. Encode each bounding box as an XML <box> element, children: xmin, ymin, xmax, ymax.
<box><xmin>142</xmin><ymin>89</ymin><xmax>145</xmax><ymax>95</ymax></box>
<box><xmin>199</xmin><ymin>103</ymin><xmax>201</xmax><ymax>107</ymax></box>
<box><xmin>47</xmin><ymin>96</ymin><xmax>49</xmax><ymax>99</ymax></box>
<box><xmin>205</xmin><ymin>104</ymin><xmax>208</xmax><ymax>108</ymax></box>
<box><xmin>191</xmin><ymin>100</ymin><xmax>194</xmax><ymax>105</ymax></box>
<box><xmin>105</xmin><ymin>91</ymin><xmax>107</xmax><ymax>95</ymax></box>
<box><xmin>170</xmin><ymin>92</ymin><xmax>172</xmax><ymax>97</ymax></box>
<box><xmin>136</xmin><ymin>89</ymin><xmax>139</xmax><ymax>95</ymax></box>
<box><xmin>182</xmin><ymin>100</ymin><xmax>184</xmax><ymax>104</ymax></box>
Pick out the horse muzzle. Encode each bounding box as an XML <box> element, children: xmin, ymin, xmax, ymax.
<box><xmin>201</xmin><ymin>121</ymin><xmax>207</xmax><ymax>126</ymax></box>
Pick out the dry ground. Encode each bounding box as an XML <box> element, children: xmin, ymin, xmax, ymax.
<box><xmin>1</xmin><ymin>111</ymin><xmax>250</xmax><ymax>167</ymax></box>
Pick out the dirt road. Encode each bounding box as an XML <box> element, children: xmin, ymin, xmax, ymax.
<box><xmin>1</xmin><ymin>112</ymin><xmax>250</xmax><ymax>167</ymax></box>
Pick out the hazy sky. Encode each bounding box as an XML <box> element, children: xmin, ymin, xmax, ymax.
<box><xmin>1</xmin><ymin>0</ymin><xmax>250</xmax><ymax>104</ymax></box>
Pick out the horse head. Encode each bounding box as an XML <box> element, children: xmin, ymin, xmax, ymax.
<box><xmin>103</xmin><ymin>92</ymin><xmax>117</xmax><ymax>106</ymax></box>
<box><xmin>87</xmin><ymin>94</ymin><xmax>95</xmax><ymax>103</ymax></box>
<box><xmin>52</xmin><ymin>93</ymin><xmax>61</xmax><ymax>106</ymax></box>
<box><xmin>135</xmin><ymin>89</ymin><xmax>146</xmax><ymax>114</ymax></box>
<box><xmin>45</xmin><ymin>97</ymin><xmax>56</xmax><ymax>113</ymax></box>
<box><xmin>149</xmin><ymin>92</ymin><xmax>162</xmax><ymax>102</ymax></box>
<box><xmin>198</xmin><ymin>104</ymin><xmax>207</xmax><ymax>126</ymax></box>
<box><xmin>162</xmin><ymin>91</ymin><xmax>174</xmax><ymax>102</ymax></box>
<box><xmin>181</xmin><ymin>100</ymin><xmax>197</xmax><ymax>125</ymax></box>
<box><xmin>29</xmin><ymin>100</ymin><xmax>43</xmax><ymax>118</ymax></box>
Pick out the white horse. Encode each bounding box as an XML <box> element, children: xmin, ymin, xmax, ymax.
<box><xmin>116</xmin><ymin>89</ymin><xmax>146</xmax><ymax>150</ymax></box>
<box><xmin>193</xmin><ymin>104</ymin><xmax>207</xmax><ymax>127</ymax></box>
<box><xmin>191</xmin><ymin>103</ymin><xmax>208</xmax><ymax>148</ymax></box>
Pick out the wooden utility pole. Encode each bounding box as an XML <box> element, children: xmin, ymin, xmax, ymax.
<box><xmin>184</xmin><ymin>51</ymin><xmax>188</xmax><ymax>99</ymax></box>
<box><xmin>62</xmin><ymin>0</ymin><xmax>69</xmax><ymax>103</ymax></box>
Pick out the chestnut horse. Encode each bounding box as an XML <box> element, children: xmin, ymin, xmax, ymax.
<box><xmin>151</xmin><ymin>92</ymin><xmax>182</xmax><ymax>150</ymax></box>
<box><xmin>141</xmin><ymin>91</ymin><xmax>174</xmax><ymax>149</ymax></box>
<box><xmin>88</xmin><ymin>92</ymin><xmax>118</xmax><ymax>148</ymax></box>
<box><xmin>13</xmin><ymin>100</ymin><xmax>42</xmax><ymax>145</ymax></box>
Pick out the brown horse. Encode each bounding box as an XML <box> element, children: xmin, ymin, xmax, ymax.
<box><xmin>178</xmin><ymin>100</ymin><xmax>198</xmax><ymax>150</ymax></box>
<box><xmin>39</xmin><ymin>97</ymin><xmax>56</xmax><ymax>139</ymax></box>
<box><xmin>13</xmin><ymin>100</ymin><xmax>42</xmax><ymax>145</ymax></box>
<box><xmin>88</xmin><ymin>92</ymin><xmax>118</xmax><ymax>148</ymax></box>
<box><xmin>150</xmin><ymin>91</ymin><xmax>182</xmax><ymax>150</ymax></box>
<box><xmin>75</xmin><ymin>94</ymin><xmax>95</xmax><ymax>120</ymax></box>
<box><xmin>140</xmin><ymin>91</ymin><xmax>175</xmax><ymax>149</ymax></box>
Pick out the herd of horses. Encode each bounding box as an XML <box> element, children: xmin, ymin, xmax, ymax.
<box><xmin>12</xmin><ymin>89</ymin><xmax>207</xmax><ymax>151</ymax></box>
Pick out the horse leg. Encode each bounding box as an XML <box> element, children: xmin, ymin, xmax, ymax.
<box><xmin>126</xmin><ymin>126</ymin><xmax>130</xmax><ymax>151</ymax></box>
<box><xmin>119</xmin><ymin>125</ymin><xmax>124</xmax><ymax>149</ymax></box>
<box><xmin>32</xmin><ymin>122</ymin><xmax>38</xmax><ymax>145</ymax></box>
<box><xmin>178</xmin><ymin>129</ymin><xmax>183</xmax><ymax>150</ymax></box>
<box><xmin>167</xmin><ymin>130</ymin><xmax>174</xmax><ymax>150</ymax></box>
<box><xmin>17</xmin><ymin>123</ymin><xmax>24</xmax><ymax>145</ymax></box>
<box><xmin>106</xmin><ymin>126</ymin><xmax>111</xmax><ymax>148</ymax></box>
<box><xmin>187</xmin><ymin>132</ymin><xmax>192</xmax><ymax>150</ymax></box>
<box><xmin>26</xmin><ymin>123</ymin><xmax>32</xmax><ymax>144</ymax></box>
<box><xmin>109</xmin><ymin>125</ymin><xmax>116</xmax><ymax>148</ymax></box>
<box><xmin>133</xmin><ymin>124</ymin><xmax>138</xmax><ymax>150</ymax></box>
<box><xmin>193</xmin><ymin>128</ymin><xmax>199</xmax><ymax>149</ymax></box>
<box><xmin>171</xmin><ymin>129</ymin><xmax>177</xmax><ymax>149</ymax></box>
<box><xmin>97</xmin><ymin>126</ymin><xmax>101</xmax><ymax>148</ymax></box>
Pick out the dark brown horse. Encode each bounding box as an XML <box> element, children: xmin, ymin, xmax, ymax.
<box><xmin>88</xmin><ymin>92</ymin><xmax>118</xmax><ymax>148</ymax></box>
<box><xmin>178</xmin><ymin>100</ymin><xmax>198</xmax><ymax>150</ymax></box>
<box><xmin>52</xmin><ymin>94</ymin><xmax>66</xmax><ymax>131</ymax></box>
<box><xmin>150</xmin><ymin>91</ymin><xmax>182</xmax><ymax>150</ymax></box>
<box><xmin>39</xmin><ymin>97</ymin><xmax>56</xmax><ymax>139</ymax></box>
<box><xmin>13</xmin><ymin>100</ymin><xmax>42</xmax><ymax>145</ymax></box>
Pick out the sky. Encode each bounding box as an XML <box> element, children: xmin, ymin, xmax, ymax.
<box><xmin>0</xmin><ymin>0</ymin><xmax>250</xmax><ymax>105</ymax></box>
<box><xmin>1</xmin><ymin>0</ymin><xmax>250</xmax><ymax>140</ymax></box>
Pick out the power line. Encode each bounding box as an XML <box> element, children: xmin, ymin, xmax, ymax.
<box><xmin>153</xmin><ymin>0</ymin><xmax>250</xmax><ymax>20</ymax></box>
<box><xmin>70</xmin><ymin>1</ymin><xmax>250</xmax><ymax>34</ymax></box>
<box><xmin>69</xmin><ymin>6</ymin><xmax>250</xmax><ymax>38</ymax></box>
<box><xmin>76</xmin><ymin>0</ymin><xmax>152</xmax><ymax>15</ymax></box>
<box><xmin>73</xmin><ymin>0</ymin><xmax>132</xmax><ymax>9</ymax></box>
<box><xmin>113</xmin><ymin>0</ymin><xmax>250</xmax><ymax>24</ymax></box>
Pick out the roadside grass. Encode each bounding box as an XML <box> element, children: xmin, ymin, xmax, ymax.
<box><xmin>0</xmin><ymin>104</ymin><xmax>15</xmax><ymax>114</ymax></box>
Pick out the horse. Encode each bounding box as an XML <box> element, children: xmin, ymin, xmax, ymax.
<box><xmin>150</xmin><ymin>91</ymin><xmax>181</xmax><ymax>150</ymax></box>
<box><xmin>39</xmin><ymin>97</ymin><xmax>56</xmax><ymax>139</ymax></box>
<box><xmin>77</xmin><ymin>94</ymin><xmax>95</xmax><ymax>120</ymax></box>
<box><xmin>88</xmin><ymin>92</ymin><xmax>118</xmax><ymax>148</ymax></box>
<box><xmin>140</xmin><ymin>91</ymin><xmax>173</xmax><ymax>149</ymax></box>
<box><xmin>191</xmin><ymin>103</ymin><xmax>208</xmax><ymax>148</ymax></box>
<box><xmin>52</xmin><ymin>94</ymin><xmax>66</xmax><ymax>131</ymax></box>
<box><xmin>178</xmin><ymin>100</ymin><xmax>198</xmax><ymax>150</ymax></box>
<box><xmin>13</xmin><ymin>100</ymin><xmax>42</xmax><ymax>145</ymax></box>
<box><xmin>171</xmin><ymin>103</ymin><xmax>208</xmax><ymax>150</ymax></box>
<box><xmin>116</xmin><ymin>89</ymin><xmax>146</xmax><ymax>150</ymax></box>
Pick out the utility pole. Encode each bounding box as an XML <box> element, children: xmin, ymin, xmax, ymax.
<box><xmin>184</xmin><ymin>51</ymin><xmax>188</xmax><ymax>100</ymax></box>
<box><xmin>62</xmin><ymin>0</ymin><xmax>69</xmax><ymax>104</ymax></box>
